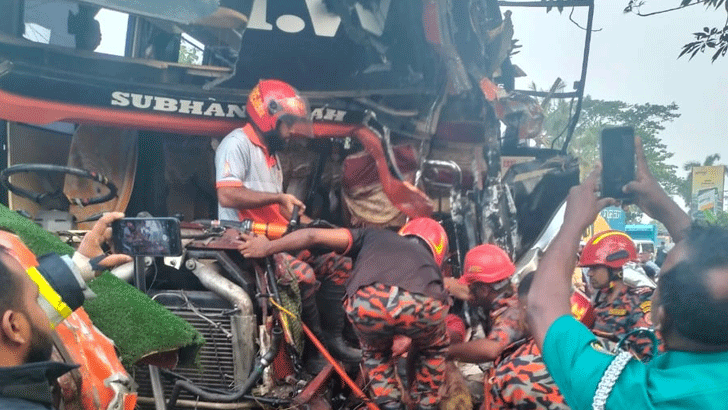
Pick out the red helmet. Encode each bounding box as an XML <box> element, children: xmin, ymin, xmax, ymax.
<box><xmin>246</xmin><ymin>79</ymin><xmax>310</xmax><ymax>134</ymax></box>
<box><xmin>578</xmin><ymin>230</ymin><xmax>636</xmax><ymax>269</ymax></box>
<box><xmin>399</xmin><ymin>218</ymin><xmax>448</xmax><ymax>266</ymax></box>
<box><xmin>459</xmin><ymin>244</ymin><xmax>514</xmax><ymax>285</ymax></box>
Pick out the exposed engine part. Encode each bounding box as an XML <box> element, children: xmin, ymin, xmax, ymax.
<box><xmin>169</xmin><ymin>327</ymin><xmax>283</xmax><ymax>404</ymax></box>
<box><xmin>110</xmin><ymin>261</ymin><xmax>135</xmax><ymax>282</ymax></box>
<box><xmin>185</xmin><ymin>258</ymin><xmax>256</xmax><ymax>383</ymax></box>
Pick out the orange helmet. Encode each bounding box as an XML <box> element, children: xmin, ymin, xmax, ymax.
<box><xmin>459</xmin><ymin>244</ymin><xmax>514</xmax><ymax>285</ymax></box>
<box><xmin>246</xmin><ymin>79</ymin><xmax>310</xmax><ymax>134</ymax></box>
<box><xmin>0</xmin><ymin>230</ymin><xmax>39</xmax><ymax>270</ymax></box>
<box><xmin>0</xmin><ymin>230</ymin><xmax>92</xmax><ymax>328</ymax></box>
<box><xmin>399</xmin><ymin>218</ymin><xmax>448</xmax><ymax>266</ymax></box>
<box><xmin>578</xmin><ymin>230</ymin><xmax>636</xmax><ymax>269</ymax></box>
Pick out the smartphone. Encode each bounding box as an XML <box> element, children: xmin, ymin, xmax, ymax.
<box><xmin>111</xmin><ymin>217</ymin><xmax>182</xmax><ymax>256</ymax></box>
<box><xmin>600</xmin><ymin>126</ymin><xmax>635</xmax><ymax>200</ymax></box>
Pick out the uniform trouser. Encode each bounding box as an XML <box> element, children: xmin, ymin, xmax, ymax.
<box><xmin>344</xmin><ymin>283</ymin><xmax>450</xmax><ymax>409</ymax></box>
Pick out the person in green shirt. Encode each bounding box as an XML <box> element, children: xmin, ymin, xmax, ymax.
<box><xmin>527</xmin><ymin>137</ymin><xmax>728</xmax><ymax>410</ymax></box>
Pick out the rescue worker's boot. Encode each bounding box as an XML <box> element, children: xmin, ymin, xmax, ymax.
<box><xmin>299</xmin><ymin>282</ymin><xmax>327</xmax><ymax>374</ymax></box>
<box><xmin>317</xmin><ymin>280</ymin><xmax>362</xmax><ymax>363</ymax></box>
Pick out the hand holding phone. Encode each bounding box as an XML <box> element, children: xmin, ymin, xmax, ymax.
<box><xmin>600</xmin><ymin>126</ymin><xmax>635</xmax><ymax>201</ymax></box>
<box><xmin>111</xmin><ymin>217</ymin><xmax>182</xmax><ymax>256</ymax></box>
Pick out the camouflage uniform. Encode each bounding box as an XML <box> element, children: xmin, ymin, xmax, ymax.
<box><xmin>274</xmin><ymin>250</ymin><xmax>353</xmax><ymax>286</ymax></box>
<box><xmin>299</xmin><ymin>250</ymin><xmax>353</xmax><ymax>285</ymax></box>
<box><xmin>592</xmin><ymin>285</ymin><xmax>655</xmax><ymax>360</ymax></box>
<box><xmin>344</xmin><ymin>283</ymin><xmax>450</xmax><ymax>409</ymax></box>
<box><xmin>485</xmin><ymin>337</ymin><xmax>570</xmax><ymax>410</ymax></box>
<box><xmin>486</xmin><ymin>291</ymin><xmax>527</xmax><ymax>350</ymax></box>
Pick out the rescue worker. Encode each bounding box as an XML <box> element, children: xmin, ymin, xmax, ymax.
<box><xmin>528</xmin><ymin>138</ymin><xmax>728</xmax><ymax>409</ymax></box>
<box><xmin>215</xmin><ymin>79</ymin><xmax>307</xmax><ymax>225</ymax></box>
<box><xmin>447</xmin><ymin>244</ymin><xmax>526</xmax><ymax>363</ymax></box>
<box><xmin>578</xmin><ymin>230</ymin><xmax>656</xmax><ymax>360</ymax></box>
<box><xmin>0</xmin><ymin>212</ymin><xmax>131</xmax><ymax>409</ymax></box>
<box><xmin>215</xmin><ymin>79</ymin><xmax>359</xmax><ymax>366</ymax></box>
<box><xmin>485</xmin><ymin>271</ymin><xmax>570</xmax><ymax>410</ymax></box>
<box><xmin>239</xmin><ymin>218</ymin><xmax>451</xmax><ymax>410</ymax></box>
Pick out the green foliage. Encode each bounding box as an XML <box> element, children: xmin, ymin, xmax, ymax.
<box><xmin>624</xmin><ymin>0</ymin><xmax>728</xmax><ymax>62</ymax></box>
<box><xmin>543</xmin><ymin>96</ymin><xmax>682</xmax><ymax>196</ymax></box>
<box><xmin>178</xmin><ymin>42</ymin><xmax>202</xmax><ymax>65</ymax></box>
<box><xmin>624</xmin><ymin>207</ymin><xmax>644</xmax><ymax>224</ymax></box>
<box><xmin>698</xmin><ymin>208</ymin><xmax>728</xmax><ymax>226</ymax></box>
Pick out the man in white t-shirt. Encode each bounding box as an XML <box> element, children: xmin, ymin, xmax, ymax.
<box><xmin>216</xmin><ymin>80</ymin><xmax>360</xmax><ymax>368</ymax></box>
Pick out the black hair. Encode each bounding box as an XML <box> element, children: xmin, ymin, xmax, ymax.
<box><xmin>659</xmin><ymin>223</ymin><xmax>728</xmax><ymax>345</ymax></box>
<box><xmin>517</xmin><ymin>270</ymin><xmax>536</xmax><ymax>299</ymax></box>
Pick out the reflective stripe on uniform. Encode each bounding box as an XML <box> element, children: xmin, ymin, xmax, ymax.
<box><xmin>26</xmin><ymin>266</ymin><xmax>73</xmax><ymax>321</ymax></box>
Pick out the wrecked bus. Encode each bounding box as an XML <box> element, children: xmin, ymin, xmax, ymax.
<box><xmin>0</xmin><ymin>0</ymin><xmax>592</xmax><ymax>408</ymax></box>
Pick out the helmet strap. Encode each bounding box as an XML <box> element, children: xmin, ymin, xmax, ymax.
<box><xmin>607</xmin><ymin>267</ymin><xmax>623</xmax><ymax>282</ymax></box>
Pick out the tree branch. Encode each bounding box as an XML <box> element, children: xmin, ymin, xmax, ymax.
<box><xmin>628</xmin><ymin>0</ymin><xmax>706</xmax><ymax>17</ymax></box>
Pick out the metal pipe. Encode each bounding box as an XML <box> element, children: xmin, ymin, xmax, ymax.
<box><xmin>149</xmin><ymin>365</ymin><xmax>167</xmax><ymax>410</ymax></box>
<box><xmin>138</xmin><ymin>397</ymin><xmax>257</xmax><ymax>409</ymax></box>
<box><xmin>134</xmin><ymin>255</ymin><xmax>146</xmax><ymax>293</ymax></box>
<box><xmin>185</xmin><ymin>258</ymin><xmax>256</xmax><ymax>382</ymax></box>
<box><xmin>562</xmin><ymin>0</ymin><xmax>595</xmax><ymax>152</ymax></box>
<box><xmin>355</xmin><ymin>98</ymin><xmax>419</xmax><ymax>117</ymax></box>
<box><xmin>264</xmin><ymin>257</ymin><xmax>282</xmax><ymax>305</ymax></box>
<box><xmin>110</xmin><ymin>261</ymin><xmax>134</xmax><ymax>282</ymax></box>
<box><xmin>139</xmin><ymin>395</ymin><xmax>290</xmax><ymax>408</ymax></box>
<box><xmin>185</xmin><ymin>259</ymin><xmax>254</xmax><ymax>316</ymax></box>
<box><xmin>305</xmin><ymin>140</ymin><xmax>332</xmax><ymax>208</ymax></box>
<box><xmin>514</xmin><ymin>90</ymin><xmax>578</xmax><ymax>98</ymax></box>
<box><xmin>133</xmin><ymin>255</ymin><xmax>166</xmax><ymax>410</ymax></box>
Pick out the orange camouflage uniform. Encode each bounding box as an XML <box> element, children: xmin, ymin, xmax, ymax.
<box><xmin>484</xmin><ymin>337</ymin><xmax>570</xmax><ymax>410</ymax></box>
<box><xmin>274</xmin><ymin>250</ymin><xmax>353</xmax><ymax>286</ymax></box>
<box><xmin>344</xmin><ymin>283</ymin><xmax>449</xmax><ymax>409</ymax></box>
<box><xmin>486</xmin><ymin>291</ymin><xmax>526</xmax><ymax>350</ymax></box>
<box><xmin>592</xmin><ymin>285</ymin><xmax>655</xmax><ymax>361</ymax></box>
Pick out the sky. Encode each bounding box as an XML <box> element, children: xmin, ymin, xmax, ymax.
<box><xmin>95</xmin><ymin>9</ymin><xmax>128</xmax><ymax>56</ymax></box>
<box><xmin>505</xmin><ymin>1</ymin><xmax>728</xmax><ymax>173</ymax></box>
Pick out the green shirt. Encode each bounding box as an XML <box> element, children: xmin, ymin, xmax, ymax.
<box><xmin>542</xmin><ymin>315</ymin><xmax>728</xmax><ymax>410</ymax></box>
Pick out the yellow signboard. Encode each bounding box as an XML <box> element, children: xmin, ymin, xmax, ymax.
<box><xmin>691</xmin><ymin>166</ymin><xmax>726</xmax><ymax>215</ymax></box>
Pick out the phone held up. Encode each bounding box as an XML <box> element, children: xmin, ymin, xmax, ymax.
<box><xmin>111</xmin><ymin>217</ymin><xmax>182</xmax><ymax>257</ymax></box>
<box><xmin>600</xmin><ymin>126</ymin><xmax>635</xmax><ymax>201</ymax></box>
